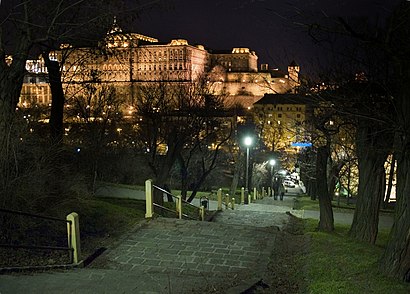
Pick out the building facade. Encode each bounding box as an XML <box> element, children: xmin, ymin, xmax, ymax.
<box><xmin>19</xmin><ymin>19</ymin><xmax>300</xmax><ymax>109</ymax></box>
<box><xmin>253</xmin><ymin>94</ymin><xmax>312</xmax><ymax>153</ymax></box>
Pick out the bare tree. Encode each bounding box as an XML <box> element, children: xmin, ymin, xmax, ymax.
<box><xmin>297</xmin><ymin>0</ymin><xmax>409</xmax><ymax>280</ymax></box>
<box><xmin>134</xmin><ymin>77</ymin><xmax>230</xmax><ymax>205</ymax></box>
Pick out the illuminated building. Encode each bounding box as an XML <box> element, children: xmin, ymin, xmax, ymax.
<box><xmin>19</xmin><ymin>19</ymin><xmax>300</xmax><ymax>108</ymax></box>
<box><xmin>253</xmin><ymin>94</ymin><xmax>312</xmax><ymax>153</ymax></box>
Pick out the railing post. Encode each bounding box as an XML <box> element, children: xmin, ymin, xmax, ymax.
<box><xmin>176</xmin><ymin>196</ymin><xmax>182</xmax><ymax>219</ymax></box>
<box><xmin>145</xmin><ymin>179</ymin><xmax>154</xmax><ymax>218</ymax></box>
<box><xmin>241</xmin><ymin>187</ymin><xmax>245</xmax><ymax>204</ymax></box>
<box><xmin>66</xmin><ymin>212</ymin><xmax>81</xmax><ymax>264</ymax></box>
<box><xmin>217</xmin><ymin>188</ymin><xmax>222</xmax><ymax>211</ymax></box>
<box><xmin>231</xmin><ymin>198</ymin><xmax>235</xmax><ymax>210</ymax></box>
<box><xmin>200</xmin><ymin>206</ymin><xmax>205</xmax><ymax>221</ymax></box>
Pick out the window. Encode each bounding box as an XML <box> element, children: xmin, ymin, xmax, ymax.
<box><xmin>278</xmin><ymin>114</ymin><xmax>282</xmax><ymax>118</ymax></box>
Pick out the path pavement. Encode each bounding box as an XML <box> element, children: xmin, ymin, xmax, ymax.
<box><xmin>0</xmin><ymin>196</ymin><xmax>295</xmax><ymax>293</ymax></box>
<box><xmin>0</xmin><ymin>193</ymin><xmax>394</xmax><ymax>293</ymax></box>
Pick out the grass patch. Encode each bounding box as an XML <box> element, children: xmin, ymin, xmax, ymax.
<box><xmin>302</xmin><ymin>219</ymin><xmax>410</xmax><ymax>293</ymax></box>
<box><xmin>294</xmin><ymin>195</ymin><xmax>394</xmax><ymax>214</ymax></box>
<box><xmin>0</xmin><ymin>197</ymin><xmax>147</xmax><ymax>268</ymax></box>
<box><xmin>96</xmin><ymin>181</ymin><xmax>144</xmax><ymax>190</ymax></box>
<box><xmin>63</xmin><ymin>197</ymin><xmax>146</xmax><ymax>255</ymax></box>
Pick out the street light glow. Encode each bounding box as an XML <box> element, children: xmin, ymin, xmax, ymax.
<box><xmin>269</xmin><ymin>159</ymin><xmax>276</xmax><ymax>166</ymax></box>
<box><xmin>244</xmin><ymin>136</ymin><xmax>252</xmax><ymax>146</ymax></box>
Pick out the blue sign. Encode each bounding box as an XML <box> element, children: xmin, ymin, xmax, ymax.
<box><xmin>291</xmin><ymin>142</ymin><xmax>312</xmax><ymax>147</ymax></box>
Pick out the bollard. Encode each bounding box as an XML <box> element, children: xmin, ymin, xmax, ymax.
<box><xmin>176</xmin><ymin>196</ymin><xmax>182</xmax><ymax>219</ymax></box>
<box><xmin>200</xmin><ymin>206</ymin><xmax>205</xmax><ymax>221</ymax></box>
<box><xmin>231</xmin><ymin>198</ymin><xmax>235</xmax><ymax>210</ymax></box>
<box><xmin>145</xmin><ymin>179</ymin><xmax>154</xmax><ymax>218</ymax></box>
<box><xmin>262</xmin><ymin>187</ymin><xmax>266</xmax><ymax>199</ymax></box>
<box><xmin>67</xmin><ymin>212</ymin><xmax>81</xmax><ymax>264</ymax></box>
<box><xmin>241</xmin><ymin>187</ymin><xmax>245</xmax><ymax>204</ymax></box>
<box><xmin>248</xmin><ymin>194</ymin><xmax>252</xmax><ymax>204</ymax></box>
<box><xmin>225</xmin><ymin>194</ymin><xmax>230</xmax><ymax>209</ymax></box>
<box><xmin>253</xmin><ymin>187</ymin><xmax>257</xmax><ymax>201</ymax></box>
<box><xmin>268</xmin><ymin>187</ymin><xmax>272</xmax><ymax>197</ymax></box>
<box><xmin>217</xmin><ymin>188</ymin><xmax>222</xmax><ymax>211</ymax></box>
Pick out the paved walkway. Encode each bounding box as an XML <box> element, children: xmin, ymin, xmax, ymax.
<box><xmin>0</xmin><ymin>194</ymin><xmax>394</xmax><ymax>293</ymax></box>
<box><xmin>0</xmin><ymin>196</ymin><xmax>295</xmax><ymax>293</ymax></box>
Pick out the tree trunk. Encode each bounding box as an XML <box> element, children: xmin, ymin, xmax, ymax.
<box><xmin>43</xmin><ymin>54</ymin><xmax>65</xmax><ymax>145</ymax></box>
<box><xmin>349</xmin><ymin>121</ymin><xmax>390</xmax><ymax>244</ymax></box>
<box><xmin>383</xmin><ymin>153</ymin><xmax>396</xmax><ymax>209</ymax></box>
<box><xmin>0</xmin><ymin>46</ymin><xmax>29</xmax><ymax>206</ymax></box>
<box><xmin>380</xmin><ymin>4</ymin><xmax>410</xmax><ymax>277</ymax></box>
<box><xmin>316</xmin><ymin>145</ymin><xmax>334</xmax><ymax>231</ymax></box>
<box><xmin>379</xmin><ymin>135</ymin><xmax>410</xmax><ymax>282</ymax></box>
<box><xmin>154</xmin><ymin>129</ymin><xmax>183</xmax><ymax>206</ymax></box>
<box><xmin>230</xmin><ymin>152</ymin><xmax>243</xmax><ymax>198</ymax></box>
<box><xmin>177</xmin><ymin>153</ymin><xmax>188</xmax><ymax>200</ymax></box>
<box><xmin>308</xmin><ymin>179</ymin><xmax>317</xmax><ymax>200</ymax></box>
<box><xmin>328</xmin><ymin>161</ymin><xmax>344</xmax><ymax>200</ymax></box>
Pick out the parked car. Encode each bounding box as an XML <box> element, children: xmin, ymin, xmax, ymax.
<box><xmin>284</xmin><ymin>180</ymin><xmax>296</xmax><ymax>188</ymax></box>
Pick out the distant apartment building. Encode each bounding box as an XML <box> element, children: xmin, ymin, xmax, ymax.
<box><xmin>253</xmin><ymin>94</ymin><xmax>312</xmax><ymax>153</ymax></box>
<box><xmin>19</xmin><ymin>19</ymin><xmax>300</xmax><ymax>109</ymax></box>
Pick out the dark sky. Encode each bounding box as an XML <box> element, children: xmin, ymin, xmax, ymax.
<box><xmin>129</xmin><ymin>0</ymin><xmax>397</xmax><ymax>74</ymax></box>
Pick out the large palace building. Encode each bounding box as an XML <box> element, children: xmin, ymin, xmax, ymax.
<box><xmin>20</xmin><ymin>19</ymin><xmax>300</xmax><ymax>109</ymax></box>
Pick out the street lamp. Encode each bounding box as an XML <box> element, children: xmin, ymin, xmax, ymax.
<box><xmin>244</xmin><ymin>136</ymin><xmax>253</xmax><ymax>203</ymax></box>
<box><xmin>269</xmin><ymin>159</ymin><xmax>276</xmax><ymax>197</ymax></box>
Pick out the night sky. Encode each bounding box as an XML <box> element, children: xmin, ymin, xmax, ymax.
<box><xmin>129</xmin><ymin>0</ymin><xmax>397</xmax><ymax>74</ymax></box>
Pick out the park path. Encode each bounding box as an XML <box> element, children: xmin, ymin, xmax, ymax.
<box><xmin>0</xmin><ymin>196</ymin><xmax>296</xmax><ymax>294</ymax></box>
<box><xmin>0</xmin><ymin>193</ymin><xmax>394</xmax><ymax>293</ymax></box>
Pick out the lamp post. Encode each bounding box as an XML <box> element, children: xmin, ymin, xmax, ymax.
<box><xmin>269</xmin><ymin>159</ymin><xmax>276</xmax><ymax>173</ymax></box>
<box><xmin>269</xmin><ymin>159</ymin><xmax>276</xmax><ymax>197</ymax></box>
<box><xmin>244</xmin><ymin>136</ymin><xmax>253</xmax><ymax>203</ymax></box>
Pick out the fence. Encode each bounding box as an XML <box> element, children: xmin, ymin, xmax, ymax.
<box><xmin>0</xmin><ymin>208</ymin><xmax>81</xmax><ymax>266</ymax></box>
<box><xmin>145</xmin><ymin>179</ymin><xmax>277</xmax><ymax>219</ymax></box>
<box><xmin>145</xmin><ymin>179</ymin><xmax>205</xmax><ymax>221</ymax></box>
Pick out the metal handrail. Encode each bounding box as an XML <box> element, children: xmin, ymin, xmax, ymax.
<box><xmin>153</xmin><ymin>203</ymin><xmax>177</xmax><ymax>214</ymax></box>
<box><xmin>151</xmin><ymin>185</ymin><xmax>202</xmax><ymax>220</ymax></box>
<box><xmin>181</xmin><ymin>198</ymin><xmax>201</xmax><ymax>210</ymax></box>
<box><xmin>0</xmin><ymin>208</ymin><xmax>71</xmax><ymax>224</ymax></box>
<box><xmin>0</xmin><ymin>208</ymin><xmax>74</xmax><ymax>262</ymax></box>
<box><xmin>152</xmin><ymin>185</ymin><xmax>178</xmax><ymax>199</ymax></box>
<box><xmin>0</xmin><ymin>244</ymin><xmax>74</xmax><ymax>252</ymax></box>
<box><xmin>152</xmin><ymin>203</ymin><xmax>195</xmax><ymax>220</ymax></box>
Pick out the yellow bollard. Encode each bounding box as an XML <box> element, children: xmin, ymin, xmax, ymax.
<box><xmin>241</xmin><ymin>187</ymin><xmax>245</xmax><ymax>204</ymax></box>
<box><xmin>176</xmin><ymin>196</ymin><xmax>182</xmax><ymax>219</ymax></box>
<box><xmin>248</xmin><ymin>194</ymin><xmax>252</xmax><ymax>204</ymax></box>
<box><xmin>231</xmin><ymin>198</ymin><xmax>235</xmax><ymax>210</ymax></box>
<box><xmin>262</xmin><ymin>187</ymin><xmax>266</xmax><ymax>199</ymax></box>
<box><xmin>225</xmin><ymin>194</ymin><xmax>229</xmax><ymax>209</ymax></box>
<box><xmin>217</xmin><ymin>188</ymin><xmax>222</xmax><ymax>211</ymax></box>
<box><xmin>253</xmin><ymin>187</ymin><xmax>257</xmax><ymax>201</ymax></box>
<box><xmin>145</xmin><ymin>179</ymin><xmax>154</xmax><ymax>218</ymax></box>
<box><xmin>200</xmin><ymin>206</ymin><xmax>205</xmax><ymax>221</ymax></box>
<box><xmin>67</xmin><ymin>212</ymin><xmax>81</xmax><ymax>264</ymax></box>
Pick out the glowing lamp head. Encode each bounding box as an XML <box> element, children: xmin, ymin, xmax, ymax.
<box><xmin>244</xmin><ymin>136</ymin><xmax>253</xmax><ymax>147</ymax></box>
<box><xmin>269</xmin><ymin>159</ymin><xmax>276</xmax><ymax>166</ymax></box>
